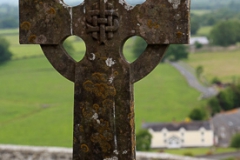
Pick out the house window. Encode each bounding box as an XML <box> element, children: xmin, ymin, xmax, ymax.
<box><xmin>181</xmin><ymin>132</ymin><xmax>184</xmax><ymax>136</ymax></box>
<box><xmin>202</xmin><ymin>139</ymin><xmax>204</xmax><ymax>142</ymax></box>
<box><xmin>201</xmin><ymin>132</ymin><xmax>204</xmax><ymax>135</ymax></box>
<box><xmin>181</xmin><ymin>139</ymin><xmax>184</xmax><ymax>143</ymax></box>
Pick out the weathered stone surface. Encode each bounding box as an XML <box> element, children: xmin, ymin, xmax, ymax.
<box><xmin>19</xmin><ymin>0</ymin><xmax>190</xmax><ymax>159</ymax></box>
<box><xmin>20</xmin><ymin>0</ymin><xmax>190</xmax><ymax>44</ymax></box>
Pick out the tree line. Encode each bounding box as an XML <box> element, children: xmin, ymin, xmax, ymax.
<box><xmin>0</xmin><ymin>4</ymin><xmax>19</xmax><ymax>29</ymax></box>
<box><xmin>191</xmin><ymin>0</ymin><xmax>240</xmax><ymax>10</ymax></box>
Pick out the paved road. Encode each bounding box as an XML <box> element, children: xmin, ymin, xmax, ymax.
<box><xmin>170</xmin><ymin>62</ymin><xmax>218</xmax><ymax>99</ymax></box>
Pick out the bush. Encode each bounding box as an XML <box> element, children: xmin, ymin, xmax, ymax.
<box><xmin>210</xmin><ymin>20</ymin><xmax>240</xmax><ymax>46</ymax></box>
<box><xmin>183</xmin><ymin>152</ymin><xmax>193</xmax><ymax>157</ymax></box>
<box><xmin>0</xmin><ymin>37</ymin><xmax>12</xmax><ymax>64</ymax></box>
<box><xmin>189</xmin><ymin>107</ymin><xmax>206</xmax><ymax>120</ymax></box>
<box><xmin>161</xmin><ymin>44</ymin><xmax>189</xmax><ymax>62</ymax></box>
<box><xmin>136</xmin><ymin>129</ymin><xmax>152</xmax><ymax>151</ymax></box>
<box><xmin>230</xmin><ymin>133</ymin><xmax>240</xmax><ymax>149</ymax></box>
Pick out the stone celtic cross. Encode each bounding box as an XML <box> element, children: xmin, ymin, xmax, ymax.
<box><xmin>19</xmin><ymin>0</ymin><xmax>190</xmax><ymax>159</ymax></box>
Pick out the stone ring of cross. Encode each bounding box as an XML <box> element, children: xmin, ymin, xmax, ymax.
<box><xmin>20</xmin><ymin>0</ymin><xmax>190</xmax><ymax>159</ymax></box>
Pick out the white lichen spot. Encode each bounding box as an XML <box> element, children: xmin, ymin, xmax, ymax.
<box><xmin>96</xmin><ymin>119</ymin><xmax>100</xmax><ymax>124</ymax></box>
<box><xmin>164</xmin><ymin>39</ymin><xmax>170</xmax><ymax>44</ymax></box>
<box><xmin>113</xmin><ymin>150</ymin><xmax>119</xmax><ymax>155</ymax></box>
<box><xmin>104</xmin><ymin>0</ymin><xmax>108</xmax><ymax>3</ymax></box>
<box><xmin>109</xmin><ymin>76</ymin><xmax>114</xmax><ymax>83</ymax></box>
<box><xmin>119</xmin><ymin>0</ymin><xmax>124</xmax><ymax>5</ymax></box>
<box><xmin>105</xmin><ymin>58</ymin><xmax>115</xmax><ymax>67</ymax></box>
<box><xmin>124</xmin><ymin>5</ymin><xmax>133</xmax><ymax>10</ymax></box>
<box><xmin>89</xmin><ymin>53</ymin><xmax>96</xmax><ymax>61</ymax></box>
<box><xmin>122</xmin><ymin>150</ymin><xmax>128</xmax><ymax>154</ymax></box>
<box><xmin>137</xmin><ymin>23</ymin><xmax>140</xmax><ymax>26</ymax></box>
<box><xmin>92</xmin><ymin>113</ymin><xmax>98</xmax><ymax>120</ymax></box>
<box><xmin>104</xmin><ymin>156</ymin><xmax>118</xmax><ymax>160</ymax></box>
<box><xmin>83</xmin><ymin>7</ymin><xmax>86</xmax><ymax>13</ymax></box>
<box><xmin>118</xmin><ymin>0</ymin><xmax>133</xmax><ymax>10</ymax></box>
<box><xmin>59</xmin><ymin>0</ymin><xmax>69</xmax><ymax>8</ymax></box>
<box><xmin>168</xmin><ymin>0</ymin><xmax>181</xmax><ymax>9</ymax></box>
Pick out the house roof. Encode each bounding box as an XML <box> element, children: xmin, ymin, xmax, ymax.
<box><xmin>142</xmin><ymin>121</ymin><xmax>211</xmax><ymax>131</ymax></box>
<box><xmin>211</xmin><ymin>108</ymin><xmax>240</xmax><ymax>130</ymax></box>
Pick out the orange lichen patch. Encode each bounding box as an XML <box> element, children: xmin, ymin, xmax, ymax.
<box><xmin>108</xmin><ymin>86</ymin><xmax>116</xmax><ymax>96</ymax></box>
<box><xmin>147</xmin><ymin>20</ymin><xmax>159</xmax><ymax>29</ymax></box>
<box><xmin>93</xmin><ymin>83</ymin><xmax>116</xmax><ymax>98</ymax></box>
<box><xmin>73</xmin><ymin>137</ymin><xmax>77</xmax><ymax>144</ymax></box>
<box><xmin>94</xmin><ymin>83</ymin><xmax>108</xmax><ymax>98</ymax></box>
<box><xmin>83</xmin><ymin>80</ymin><xmax>94</xmax><ymax>92</ymax></box>
<box><xmin>92</xmin><ymin>72</ymin><xmax>107</xmax><ymax>82</ymax></box>
<box><xmin>81</xmin><ymin>144</ymin><xmax>89</xmax><ymax>153</ymax></box>
<box><xmin>176</xmin><ymin>31</ymin><xmax>183</xmax><ymax>38</ymax></box>
<box><xmin>99</xmin><ymin>141</ymin><xmax>111</xmax><ymax>152</ymax></box>
<box><xmin>91</xmin><ymin>133</ymin><xmax>99</xmax><ymax>143</ymax></box>
<box><xmin>102</xmin><ymin>99</ymin><xmax>113</xmax><ymax>109</ymax></box>
<box><xmin>103</xmin><ymin>131</ymin><xmax>113</xmax><ymax>141</ymax></box>
<box><xmin>47</xmin><ymin>7</ymin><xmax>56</xmax><ymax>15</ymax></box>
<box><xmin>93</xmin><ymin>104</ymin><xmax>100</xmax><ymax>112</ymax></box>
<box><xmin>113</xmin><ymin>71</ymin><xmax>119</xmax><ymax>76</ymax></box>
<box><xmin>79</xmin><ymin>125</ymin><xmax>84</xmax><ymax>132</ymax></box>
<box><xmin>28</xmin><ymin>35</ymin><xmax>37</xmax><ymax>43</ymax></box>
<box><xmin>20</xmin><ymin>21</ymin><xmax>31</xmax><ymax>31</ymax></box>
<box><xmin>82</xmin><ymin>108</ymin><xmax>93</xmax><ymax>118</ymax></box>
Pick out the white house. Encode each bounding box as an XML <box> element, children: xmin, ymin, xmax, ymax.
<box><xmin>142</xmin><ymin>121</ymin><xmax>214</xmax><ymax>149</ymax></box>
<box><xmin>190</xmin><ymin>37</ymin><xmax>209</xmax><ymax>45</ymax></box>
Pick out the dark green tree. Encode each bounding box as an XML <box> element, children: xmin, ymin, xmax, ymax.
<box><xmin>161</xmin><ymin>44</ymin><xmax>189</xmax><ymax>62</ymax></box>
<box><xmin>0</xmin><ymin>37</ymin><xmax>12</xmax><ymax>64</ymax></box>
<box><xmin>208</xmin><ymin>97</ymin><xmax>221</xmax><ymax>116</ymax></box>
<box><xmin>217</xmin><ymin>88</ymin><xmax>235</xmax><ymax>111</ymax></box>
<box><xmin>190</xmin><ymin>14</ymin><xmax>201</xmax><ymax>35</ymax></box>
<box><xmin>207</xmin><ymin>83</ymin><xmax>240</xmax><ymax>115</ymax></box>
<box><xmin>196</xmin><ymin>65</ymin><xmax>204</xmax><ymax>79</ymax></box>
<box><xmin>136</xmin><ymin>129</ymin><xmax>152</xmax><ymax>151</ymax></box>
<box><xmin>189</xmin><ymin>107</ymin><xmax>206</xmax><ymax>121</ymax></box>
<box><xmin>210</xmin><ymin>20</ymin><xmax>240</xmax><ymax>46</ymax></box>
<box><xmin>230</xmin><ymin>133</ymin><xmax>240</xmax><ymax>149</ymax></box>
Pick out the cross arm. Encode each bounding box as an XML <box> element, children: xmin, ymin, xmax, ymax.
<box><xmin>41</xmin><ymin>45</ymin><xmax>76</xmax><ymax>82</ymax></box>
<box><xmin>121</xmin><ymin>0</ymin><xmax>190</xmax><ymax>45</ymax></box>
<box><xmin>19</xmin><ymin>0</ymin><xmax>73</xmax><ymax>44</ymax></box>
<box><xmin>130</xmin><ymin>44</ymin><xmax>169</xmax><ymax>83</ymax></box>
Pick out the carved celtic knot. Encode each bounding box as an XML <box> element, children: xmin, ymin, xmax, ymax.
<box><xmin>86</xmin><ymin>0</ymin><xmax>119</xmax><ymax>43</ymax></box>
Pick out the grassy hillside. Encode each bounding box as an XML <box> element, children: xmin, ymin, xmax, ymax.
<box><xmin>186</xmin><ymin>49</ymin><xmax>240</xmax><ymax>83</ymax></box>
<box><xmin>0</xmin><ymin>29</ymin><xmax>203</xmax><ymax>147</ymax></box>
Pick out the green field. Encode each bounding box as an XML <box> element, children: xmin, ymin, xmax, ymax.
<box><xmin>0</xmin><ymin>29</ymin><xmax>203</xmax><ymax>147</ymax></box>
<box><xmin>164</xmin><ymin>147</ymin><xmax>236</xmax><ymax>156</ymax></box>
<box><xmin>196</xmin><ymin>26</ymin><xmax>213</xmax><ymax>36</ymax></box>
<box><xmin>186</xmin><ymin>49</ymin><xmax>240</xmax><ymax>83</ymax></box>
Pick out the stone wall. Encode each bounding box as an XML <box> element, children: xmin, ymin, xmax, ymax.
<box><xmin>0</xmin><ymin>145</ymin><xmax>212</xmax><ymax>160</ymax></box>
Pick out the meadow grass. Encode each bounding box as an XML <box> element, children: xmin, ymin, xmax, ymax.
<box><xmin>196</xmin><ymin>26</ymin><xmax>213</xmax><ymax>36</ymax></box>
<box><xmin>163</xmin><ymin>147</ymin><xmax>237</xmax><ymax>156</ymax></box>
<box><xmin>0</xmin><ymin>28</ymin><xmax>18</xmax><ymax>35</ymax></box>
<box><xmin>191</xmin><ymin>10</ymin><xmax>211</xmax><ymax>16</ymax></box>
<box><xmin>186</xmin><ymin>49</ymin><xmax>240</xmax><ymax>83</ymax></box>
